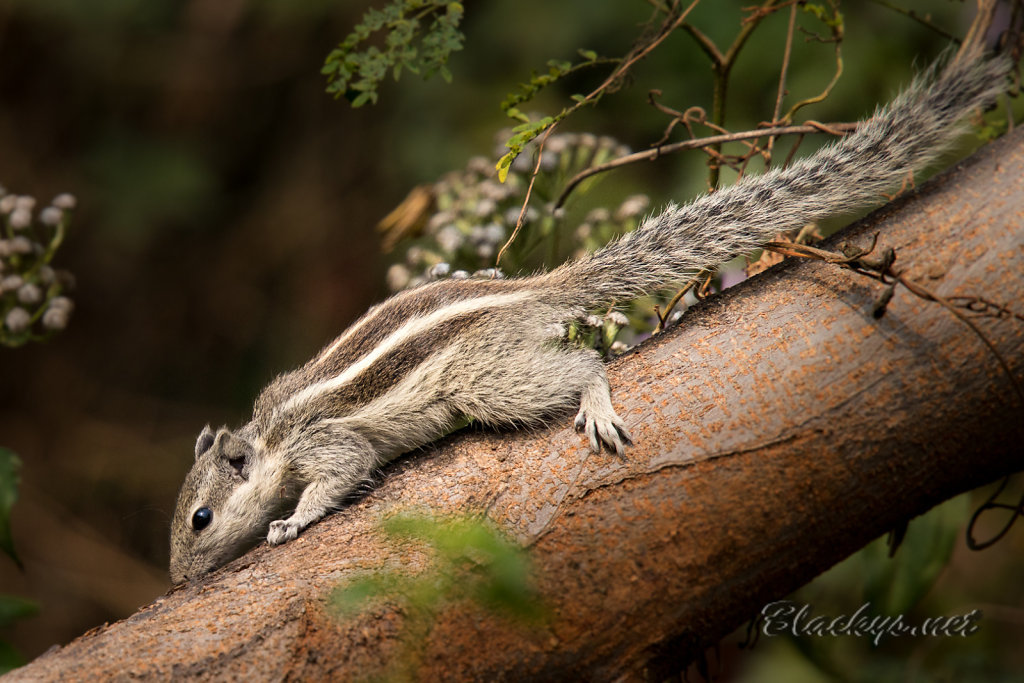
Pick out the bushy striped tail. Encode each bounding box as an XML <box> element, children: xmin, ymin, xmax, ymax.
<box><xmin>548</xmin><ymin>45</ymin><xmax>1010</xmax><ymax>308</ymax></box>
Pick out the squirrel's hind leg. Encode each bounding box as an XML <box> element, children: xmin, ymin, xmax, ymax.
<box><xmin>571</xmin><ymin>352</ymin><xmax>632</xmax><ymax>455</ymax></box>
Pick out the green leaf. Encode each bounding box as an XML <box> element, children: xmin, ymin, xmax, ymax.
<box><xmin>0</xmin><ymin>449</ymin><xmax>21</xmax><ymax>567</ymax></box>
<box><xmin>352</xmin><ymin>91</ymin><xmax>375</xmax><ymax>108</ymax></box>
<box><xmin>330</xmin><ymin>575</ymin><xmax>396</xmax><ymax>616</ymax></box>
<box><xmin>0</xmin><ymin>595</ymin><xmax>38</xmax><ymax>629</ymax></box>
<box><xmin>0</xmin><ymin>640</ymin><xmax>27</xmax><ymax>675</ymax></box>
<box><xmin>862</xmin><ymin>495</ymin><xmax>970</xmax><ymax>614</ymax></box>
<box><xmin>496</xmin><ymin>152</ymin><xmax>515</xmax><ymax>183</ymax></box>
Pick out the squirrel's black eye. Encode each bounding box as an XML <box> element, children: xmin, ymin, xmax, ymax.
<box><xmin>192</xmin><ymin>507</ymin><xmax>213</xmax><ymax>531</ymax></box>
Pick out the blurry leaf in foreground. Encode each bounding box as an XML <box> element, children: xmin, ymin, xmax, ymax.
<box><xmin>0</xmin><ymin>448</ymin><xmax>22</xmax><ymax>567</ymax></box>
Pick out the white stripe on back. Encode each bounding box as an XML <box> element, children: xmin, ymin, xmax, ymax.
<box><xmin>276</xmin><ymin>291</ymin><xmax>533</xmax><ymax>417</ymax></box>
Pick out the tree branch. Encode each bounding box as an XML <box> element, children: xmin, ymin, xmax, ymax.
<box><xmin>11</xmin><ymin>128</ymin><xmax>1024</xmax><ymax>681</ymax></box>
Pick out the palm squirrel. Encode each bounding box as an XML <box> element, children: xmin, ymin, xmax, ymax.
<box><xmin>170</xmin><ymin>46</ymin><xmax>1010</xmax><ymax>584</ymax></box>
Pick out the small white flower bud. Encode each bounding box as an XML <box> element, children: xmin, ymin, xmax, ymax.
<box><xmin>4</xmin><ymin>307</ymin><xmax>31</xmax><ymax>333</ymax></box>
<box><xmin>466</xmin><ymin>156</ymin><xmax>492</xmax><ymax>177</ymax></box>
<box><xmin>40</xmin><ymin>206</ymin><xmax>63</xmax><ymax>226</ymax></box>
<box><xmin>473</xmin><ymin>198</ymin><xmax>496</xmax><ymax>218</ymax></box>
<box><xmin>585</xmin><ymin>315</ymin><xmax>603</xmax><ymax>328</ymax></box>
<box><xmin>14</xmin><ymin>196</ymin><xmax>35</xmax><ymax>211</ymax></box>
<box><xmin>405</xmin><ymin>246</ymin><xmax>425</xmax><ymax>266</ymax></box>
<box><xmin>610</xmin><ymin>341</ymin><xmax>629</xmax><ymax>354</ymax></box>
<box><xmin>2</xmin><ymin>275</ymin><xmax>24</xmax><ymax>292</ymax></box>
<box><xmin>545</xmin><ymin>136</ymin><xmax>568</xmax><ymax>154</ymax></box>
<box><xmin>9</xmin><ymin>236</ymin><xmax>32</xmax><ymax>254</ymax></box>
<box><xmin>450</xmin><ymin>269</ymin><xmax>469</xmax><ymax>280</ymax></box>
<box><xmin>42</xmin><ymin>306</ymin><xmax>70</xmax><ymax>331</ymax></box>
<box><xmin>436</xmin><ymin>225</ymin><xmax>462</xmax><ymax>253</ymax></box>
<box><xmin>0</xmin><ymin>196</ymin><xmax>16</xmax><ymax>214</ymax></box>
<box><xmin>483</xmin><ymin>223</ymin><xmax>505</xmax><ymax>244</ymax></box>
<box><xmin>37</xmin><ymin>265</ymin><xmax>55</xmax><ymax>285</ymax></box>
<box><xmin>427</xmin><ymin>210</ymin><xmax>455</xmax><ymax>232</ymax></box>
<box><xmin>472</xmin><ymin>268</ymin><xmax>505</xmax><ymax>280</ymax></box>
<box><xmin>476</xmin><ymin>243</ymin><xmax>494</xmax><ymax>259</ymax></box>
<box><xmin>615</xmin><ymin>194</ymin><xmax>650</xmax><ymax>220</ymax></box>
<box><xmin>52</xmin><ymin>193</ymin><xmax>77</xmax><ymax>210</ymax></box>
<box><xmin>478</xmin><ymin>181</ymin><xmax>508</xmax><ymax>202</ymax></box>
<box><xmin>586</xmin><ymin>208</ymin><xmax>611</xmax><ymax>224</ymax></box>
<box><xmin>8</xmin><ymin>207</ymin><xmax>31</xmax><ymax>230</ymax></box>
<box><xmin>578</xmin><ymin>133</ymin><xmax>598</xmax><ymax>148</ymax></box>
<box><xmin>386</xmin><ymin>264</ymin><xmax>410</xmax><ymax>292</ymax></box>
<box><xmin>428</xmin><ymin>262</ymin><xmax>451</xmax><ymax>279</ymax></box>
<box><xmin>17</xmin><ymin>283</ymin><xmax>42</xmax><ymax>305</ymax></box>
<box><xmin>605</xmin><ymin>311</ymin><xmax>630</xmax><ymax>327</ymax></box>
<box><xmin>48</xmin><ymin>296</ymin><xmax>75</xmax><ymax>313</ymax></box>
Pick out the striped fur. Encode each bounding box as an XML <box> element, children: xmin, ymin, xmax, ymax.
<box><xmin>170</xmin><ymin>47</ymin><xmax>1010</xmax><ymax>584</ymax></box>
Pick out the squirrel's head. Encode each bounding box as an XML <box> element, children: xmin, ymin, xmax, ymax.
<box><xmin>169</xmin><ymin>425</ymin><xmax>277</xmax><ymax>585</ymax></box>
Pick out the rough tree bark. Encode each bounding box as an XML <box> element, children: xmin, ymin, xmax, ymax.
<box><xmin>9</xmin><ymin>127</ymin><xmax>1024</xmax><ymax>682</ymax></box>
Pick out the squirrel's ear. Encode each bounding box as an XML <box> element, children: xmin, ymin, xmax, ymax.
<box><xmin>195</xmin><ymin>425</ymin><xmax>215</xmax><ymax>459</ymax></box>
<box><xmin>215</xmin><ymin>430</ymin><xmax>253</xmax><ymax>480</ymax></box>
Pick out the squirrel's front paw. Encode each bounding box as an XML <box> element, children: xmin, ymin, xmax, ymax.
<box><xmin>267</xmin><ymin>518</ymin><xmax>303</xmax><ymax>545</ymax></box>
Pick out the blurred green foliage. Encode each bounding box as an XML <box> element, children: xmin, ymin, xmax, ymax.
<box><xmin>0</xmin><ymin>448</ymin><xmax>39</xmax><ymax>674</ymax></box>
<box><xmin>331</xmin><ymin>512</ymin><xmax>543</xmax><ymax>680</ymax></box>
<box><xmin>736</xmin><ymin>492</ymin><xmax>1023</xmax><ymax>683</ymax></box>
<box><xmin>0</xmin><ymin>448</ymin><xmax>22</xmax><ymax>567</ymax></box>
<box><xmin>323</xmin><ymin>0</ymin><xmax>465</xmax><ymax>106</ymax></box>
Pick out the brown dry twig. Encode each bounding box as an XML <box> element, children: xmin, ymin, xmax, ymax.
<box><xmin>868</xmin><ymin>0</ymin><xmax>962</xmax><ymax>44</ymax></box>
<box><xmin>496</xmin><ymin>125</ymin><xmax>555</xmax><ymax>266</ymax></box>
<box><xmin>763</xmin><ymin>238</ymin><xmax>1024</xmax><ymax>407</ymax></box>
<box><xmin>966</xmin><ymin>476</ymin><xmax>1024</xmax><ymax>551</ymax></box>
<box><xmin>553</xmin><ymin>121</ymin><xmax>858</xmax><ymax>209</ymax></box>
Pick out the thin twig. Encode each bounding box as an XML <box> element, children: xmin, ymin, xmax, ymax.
<box><xmin>765</xmin><ymin>2</ymin><xmax>799</xmax><ymax>163</ymax></box>
<box><xmin>496</xmin><ymin>125</ymin><xmax>556</xmax><ymax>266</ymax></box>
<box><xmin>892</xmin><ymin>271</ymin><xmax>1024</xmax><ymax>406</ymax></box>
<box><xmin>867</xmin><ymin>0</ymin><xmax>962</xmax><ymax>44</ymax></box>
<box><xmin>554</xmin><ymin>122</ymin><xmax>858</xmax><ymax>209</ymax></box>
<box><xmin>783</xmin><ymin>40</ymin><xmax>844</xmax><ymax>121</ymax></box>
<box><xmin>763</xmin><ymin>239</ymin><xmax>1024</xmax><ymax>408</ymax></box>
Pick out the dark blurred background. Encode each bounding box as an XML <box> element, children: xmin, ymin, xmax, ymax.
<box><xmin>1</xmin><ymin>1</ymin><xmax>1021</xmax><ymax>679</ymax></box>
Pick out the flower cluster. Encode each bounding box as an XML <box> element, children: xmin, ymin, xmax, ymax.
<box><xmin>384</xmin><ymin>131</ymin><xmax>649</xmax><ymax>288</ymax></box>
<box><xmin>380</xmin><ymin>131</ymin><xmax>654</xmax><ymax>356</ymax></box>
<box><xmin>0</xmin><ymin>187</ymin><xmax>76</xmax><ymax>347</ymax></box>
